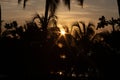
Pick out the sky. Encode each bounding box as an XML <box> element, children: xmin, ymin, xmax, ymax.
<box><xmin>0</xmin><ymin>0</ymin><xmax>119</xmax><ymax>31</ymax></box>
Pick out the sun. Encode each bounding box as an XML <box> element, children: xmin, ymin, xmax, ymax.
<box><xmin>57</xmin><ymin>24</ymin><xmax>66</xmax><ymax>35</ymax></box>
<box><xmin>60</xmin><ymin>29</ymin><xmax>66</xmax><ymax>35</ymax></box>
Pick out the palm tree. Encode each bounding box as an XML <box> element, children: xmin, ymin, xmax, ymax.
<box><xmin>96</xmin><ymin>16</ymin><xmax>108</xmax><ymax>30</ymax></box>
<box><xmin>71</xmin><ymin>21</ymin><xmax>96</xmax><ymax>60</ymax></box>
<box><xmin>1</xmin><ymin>21</ymin><xmax>21</xmax><ymax>39</ymax></box>
<box><xmin>108</xmin><ymin>17</ymin><xmax>117</xmax><ymax>32</ymax></box>
<box><xmin>18</xmin><ymin>0</ymin><xmax>84</xmax><ymax>45</ymax></box>
<box><xmin>71</xmin><ymin>21</ymin><xmax>95</xmax><ymax>41</ymax></box>
<box><xmin>32</xmin><ymin>0</ymin><xmax>83</xmax><ymax>32</ymax></box>
<box><xmin>70</xmin><ymin>21</ymin><xmax>101</xmax><ymax>77</ymax></box>
<box><xmin>97</xmin><ymin>16</ymin><xmax>118</xmax><ymax>32</ymax></box>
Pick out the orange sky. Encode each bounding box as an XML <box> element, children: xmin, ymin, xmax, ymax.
<box><xmin>0</xmin><ymin>0</ymin><xmax>119</xmax><ymax>32</ymax></box>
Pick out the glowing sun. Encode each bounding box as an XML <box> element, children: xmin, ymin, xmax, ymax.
<box><xmin>60</xmin><ymin>29</ymin><xmax>66</xmax><ymax>35</ymax></box>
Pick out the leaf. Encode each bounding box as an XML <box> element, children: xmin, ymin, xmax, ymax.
<box><xmin>78</xmin><ymin>0</ymin><xmax>84</xmax><ymax>7</ymax></box>
<box><xmin>23</xmin><ymin>0</ymin><xmax>28</xmax><ymax>8</ymax></box>
<box><xmin>63</xmin><ymin>0</ymin><xmax>70</xmax><ymax>10</ymax></box>
<box><xmin>18</xmin><ymin>0</ymin><xmax>22</xmax><ymax>4</ymax></box>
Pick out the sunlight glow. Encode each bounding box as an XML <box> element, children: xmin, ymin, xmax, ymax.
<box><xmin>58</xmin><ymin>43</ymin><xmax>63</xmax><ymax>48</ymax></box>
<box><xmin>60</xmin><ymin>29</ymin><xmax>66</xmax><ymax>35</ymax></box>
<box><xmin>58</xmin><ymin>24</ymin><xmax>66</xmax><ymax>35</ymax></box>
<box><xmin>59</xmin><ymin>72</ymin><xmax>63</xmax><ymax>75</ymax></box>
<box><xmin>60</xmin><ymin>54</ymin><xmax>66</xmax><ymax>59</ymax></box>
<box><xmin>72</xmin><ymin>73</ymin><xmax>77</xmax><ymax>77</ymax></box>
<box><xmin>57</xmin><ymin>71</ymin><xmax>63</xmax><ymax>75</ymax></box>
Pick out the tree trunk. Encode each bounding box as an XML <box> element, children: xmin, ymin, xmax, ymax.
<box><xmin>111</xmin><ymin>18</ymin><xmax>115</xmax><ymax>32</ymax></box>
<box><xmin>112</xmin><ymin>25</ymin><xmax>115</xmax><ymax>32</ymax></box>
<box><xmin>117</xmin><ymin>0</ymin><xmax>120</xmax><ymax>17</ymax></box>
<box><xmin>44</xmin><ymin>0</ymin><xmax>49</xmax><ymax>31</ymax></box>
<box><xmin>0</xmin><ymin>5</ymin><xmax>1</xmax><ymax>35</ymax></box>
<box><xmin>83</xmin><ymin>25</ymin><xmax>86</xmax><ymax>36</ymax></box>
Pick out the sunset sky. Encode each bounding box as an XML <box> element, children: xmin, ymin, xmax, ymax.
<box><xmin>0</xmin><ymin>0</ymin><xmax>119</xmax><ymax>28</ymax></box>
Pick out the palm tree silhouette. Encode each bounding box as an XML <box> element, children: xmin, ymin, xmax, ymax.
<box><xmin>96</xmin><ymin>16</ymin><xmax>108</xmax><ymax>30</ymax></box>
<box><xmin>108</xmin><ymin>17</ymin><xmax>117</xmax><ymax>32</ymax></box>
<box><xmin>18</xmin><ymin>0</ymin><xmax>84</xmax><ymax>30</ymax></box>
<box><xmin>71</xmin><ymin>21</ymin><xmax>95</xmax><ymax>41</ymax></box>
<box><xmin>1</xmin><ymin>21</ymin><xmax>19</xmax><ymax>39</ymax></box>
<box><xmin>116</xmin><ymin>18</ymin><xmax>120</xmax><ymax>30</ymax></box>
<box><xmin>41</xmin><ymin>0</ymin><xmax>84</xmax><ymax>32</ymax></box>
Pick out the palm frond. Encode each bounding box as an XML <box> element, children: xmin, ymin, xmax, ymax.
<box><xmin>48</xmin><ymin>15</ymin><xmax>58</xmax><ymax>22</ymax></box>
<box><xmin>62</xmin><ymin>25</ymin><xmax>69</xmax><ymax>32</ymax></box>
<box><xmin>71</xmin><ymin>22</ymin><xmax>79</xmax><ymax>29</ymax></box>
<box><xmin>79</xmin><ymin>21</ymin><xmax>86</xmax><ymax>35</ymax></box>
<box><xmin>88</xmin><ymin>22</ymin><xmax>95</xmax><ymax>28</ymax></box>
<box><xmin>77</xmin><ymin>0</ymin><xmax>84</xmax><ymax>7</ymax></box>
<box><xmin>87</xmin><ymin>22</ymin><xmax>95</xmax><ymax>38</ymax></box>
<box><xmin>23</xmin><ymin>0</ymin><xmax>28</xmax><ymax>8</ymax></box>
<box><xmin>71</xmin><ymin>21</ymin><xmax>82</xmax><ymax>36</ymax></box>
<box><xmin>63</xmin><ymin>0</ymin><xmax>70</xmax><ymax>10</ymax></box>
<box><xmin>18</xmin><ymin>0</ymin><xmax>22</xmax><ymax>4</ymax></box>
<box><xmin>32</xmin><ymin>13</ymin><xmax>45</xmax><ymax>27</ymax></box>
<box><xmin>37</xmin><ymin>15</ymin><xmax>45</xmax><ymax>27</ymax></box>
<box><xmin>49</xmin><ymin>0</ymin><xmax>60</xmax><ymax>15</ymax></box>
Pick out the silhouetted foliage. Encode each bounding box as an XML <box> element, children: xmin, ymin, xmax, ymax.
<box><xmin>97</xmin><ymin>16</ymin><xmax>120</xmax><ymax>32</ymax></box>
<box><xmin>18</xmin><ymin>0</ymin><xmax>28</xmax><ymax>8</ymax></box>
<box><xmin>0</xmin><ymin>18</ymin><xmax>120</xmax><ymax>79</ymax></box>
<box><xmin>96</xmin><ymin>16</ymin><xmax>108</xmax><ymax>30</ymax></box>
<box><xmin>108</xmin><ymin>17</ymin><xmax>117</xmax><ymax>32</ymax></box>
<box><xmin>1</xmin><ymin>1</ymin><xmax>120</xmax><ymax>79</ymax></box>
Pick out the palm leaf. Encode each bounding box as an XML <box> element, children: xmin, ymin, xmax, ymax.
<box><xmin>79</xmin><ymin>21</ymin><xmax>86</xmax><ymax>35</ymax></box>
<box><xmin>78</xmin><ymin>0</ymin><xmax>84</xmax><ymax>7</ymax></box>
<box><xmin>71</xmin><ymin>22</ymin><xmax>82</xmax><ymax>38</ymax></box>
<box><xmin>23</xmin><ymin>0</ymin><xmax>28</xmax><ymax>8</ymax></box>
<box><xmin>18</xmin><ymin>0</ymin><xmax>28</xmax><ymax>8</ymax></box>
<box><xmin>18</xmin><ymin>0</ymin><xmax>22</xmax><ymax>4</ymax></box>
<box><xmin>36</xmin><ymin>14</ymin><xmax>45</xmax><ymax>27</ymax></box>
<box><xmin>71</xmin><ymin>22</ymin><xmax>82</xmax><ymax>34</ymax></box>
<box><xmin>63</xmin><ymin>0</ymin><xmax>70</xmax><ymax>10</ymax></box>
<box><xmin>87</xmin><ymin>22</ymin><xmax>95</xmax><ymax>39</ymax></box>
<box><xmin>88</xmin><ymin>22</ymin><xmax>95</xmax><ymax>28</ymax></box>
<box><xmin>48</xmin><ymin>15</ymin><xmax>58</xmax><ymax>22</ymax></box>
<box><xmin>49</xmin><ymin>0</ymin><xmax>60</xmax><ymax>16</ymax></box>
